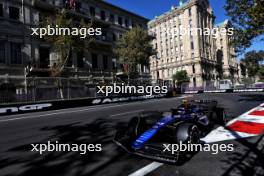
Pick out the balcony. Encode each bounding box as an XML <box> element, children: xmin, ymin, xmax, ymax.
<box><xmin>32</xmin><ymin>0</ymin><xmax>57</xmax><ymax>11</ymax></box>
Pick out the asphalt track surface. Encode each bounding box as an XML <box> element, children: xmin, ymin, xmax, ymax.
<box><xmin>0</xmin><ymin>93</ymin><xmax>264</xmax><ymax>176</ymax></box>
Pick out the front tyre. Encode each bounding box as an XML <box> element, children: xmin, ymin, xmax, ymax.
<box><xmin>127</xmin><ymin>116</ymin><xmax>146</xmax><ymax>138</ymax></box>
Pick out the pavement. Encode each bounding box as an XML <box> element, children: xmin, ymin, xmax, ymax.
<box><xmin>0</xmin><ymin>93</ymin><xmax>264</xmax><ymax>176</ymax></box>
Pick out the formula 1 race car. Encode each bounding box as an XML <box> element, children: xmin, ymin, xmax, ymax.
<box><xmin>114</xmin><ymin>100</ymin><xmax>227</xmax><ymax>164</ymax></box>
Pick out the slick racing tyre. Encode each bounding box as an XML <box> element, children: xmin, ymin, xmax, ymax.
<box><xmin>209</xmin><ymin>108</ymin><xmax>227</xmax><ymax>126</ymax></box>
<box><xmin>175</xmin><ymin>123</ymin><xmax>200</xmax><ymax>144</ymax></box>
<box><xmin>127</xmin><ymin>116</ymin><xmax>146</xmax><ymax>138</ymax></box>
<box><xmin>216</xmin><ymin>108</ymin><xmax>227</xmax><ymax>126</ymax></box>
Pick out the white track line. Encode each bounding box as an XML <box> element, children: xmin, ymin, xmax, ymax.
<box><xmin>128</xmin><ymin>162</ymin><xmax>164</xmax><ymax>176</ymax></box>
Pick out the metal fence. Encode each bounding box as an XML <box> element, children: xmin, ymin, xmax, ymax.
<box><xmin>0</xmin><ymin>77</ymin><xmax>161</xmax><ymax>104</ymax></box>
<box><xmin>181</xmin><ymin>80</ymin><xmax>261</xmax><ymax>92</ymax></box>
<box><xmin>0</xmin><ymin>77</ymin><xmax>99</xmax><ymax>104</ymax></box>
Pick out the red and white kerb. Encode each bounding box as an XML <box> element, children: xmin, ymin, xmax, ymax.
<box><xmin>202</xmin><ymin>103</ymin><xmax>264</xmax><ymax>143</ymax></box>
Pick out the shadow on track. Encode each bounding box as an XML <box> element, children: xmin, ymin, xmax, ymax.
<box><xmin>238</xmin><ymin>94</ymin><xmax>264</xmax><ymax>102</ymax></box>
<box><xmin>220</xmin><ymin>132</ymin><xmax>264</xmax><ymax>176</ymax></box>
<box><xmin>0</xmin><ymin>119</ymin><xmax>127</xmax><ymax>176</ymax></box>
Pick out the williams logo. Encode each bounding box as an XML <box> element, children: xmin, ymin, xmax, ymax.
<box><xmin>0</xmin><ymin>103</ymin><xmax>52</xmax><ymax>114</ymax></box>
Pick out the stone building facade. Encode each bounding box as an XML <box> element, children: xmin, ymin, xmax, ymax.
<box><xmin>148</xmin><ymin>0</ymin><xmax>239</xmax><ymax>88</ymax></box>
<box><xmin>214</xmin><ymin>20</ymin><xmax>239</xmax><ymax>82</ymax></box>
<box><xmin>0</xmin><ymin>0</ymin><xmax>149</xmax><ymax>86</ymax></box>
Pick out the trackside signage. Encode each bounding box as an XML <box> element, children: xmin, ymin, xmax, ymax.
<box><xmin>0</xmin><ymin>103</ymin><xmax>52</xmax><ymax>114</ymax></box>
<box><xmin>0</xmin><ymin>94</ymin><xmax>166</xmax><ymax>116</ymax></box>
<box><xmin>91</xmin><ymin>95</ymin><xmax>164</xmax><ymax>105</ymax></box>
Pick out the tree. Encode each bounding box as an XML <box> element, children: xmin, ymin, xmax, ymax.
<box><xmin>41</xmin><ymin>10</ymin><xmax>93</xmax><ymax>98</ymax></box>
<box><xmin>114</xmin><ymin>26</ymin><xmax>155</xmax><ymax>80</ymax></box>
<box><xmin>172</xmin><ymin>70</ymin><xmax>190</xmax><ymax>87</ymax></box>
<box><xmin>239</xmin><ymin>61</ymin><xmax>247</xmax><ymax>77</ymax></box>
<box><xmin>257</xmin><ymin>66</ymin><xmax>264</xmax><ymax>81</ymax></box>
<box><xmin>225</xmin><ymin>0</ymin><xmax>264</xmax><ymax>53</ymax></box>
<box><xmin>42</xmin><ymin>10</ymin><xmax>93</xmax><ymax>77</ymax></box>
<box><xmin>241</xmin><ymin>50</ymin><xmax>264</xmax><ymax>78</ymax></box>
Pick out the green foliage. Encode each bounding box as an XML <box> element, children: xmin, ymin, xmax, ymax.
<box><xmin>257</xmin><ymin>66</ymin><xmax>264</xmax><ymax>80</ymax></box>
<box><xmin>225</xmin><ymin>0</ymin><xmax>264</xmax><ymax>53</ymax></box>
<box><xmin>172</xmin><ymin>70</ymin><xmax>190</xmax><ymax>86</ymax></box>
<box><xmin>114</xmin><ymin>26</ymin><xmax>155</xmax><ymax>77</ymax></box>
<box><xmin>42</xmin><ymin>10</ymin><xmax>93</xmax><ymax>76</ymax></box>
<box><xmin>241</xmin><ymin>50</ymin><xmax>264</xmax><ymax>77</ymax></box>
<box><xmin>241</xmin><ymin>77</ymin><xmax>254</xmax><ymax>85</ymax></box>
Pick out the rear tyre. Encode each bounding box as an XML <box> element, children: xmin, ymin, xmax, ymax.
<box><xmin>175</xmin><ymin>123</ymin><xmax>200</xmax><ymax>144</ymax></box>
<box><xmin>216</xmin><ymin>108</ymin><xmax>227</xmax><ymax>126</ymax></box>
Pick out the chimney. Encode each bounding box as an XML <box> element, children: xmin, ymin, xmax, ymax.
<box><xmin>179</xmin><ymin>0</ymin><xmax>187</xmax><ymax>6</ymax></box>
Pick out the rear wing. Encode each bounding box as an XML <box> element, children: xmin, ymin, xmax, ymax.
<box><xmin>190</xmin><ymin>100</ymin><xmax>218</xmax><ymax>110</ymax></box>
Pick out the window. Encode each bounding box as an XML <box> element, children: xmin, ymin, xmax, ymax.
<box><xmin>9</xmin><ymin>6</ymin><xmax>20</xmax><ymax>20</ymax></box>
<box><xmin>75</xmin><ymin>2</ymin><xmax>82</xmax><ymax>12</ymax></box>
<box><xmin>192</xmin><ymin>53</ymin><xmax>195</xmax><ymax>59</ymax></box>
<box><xmin>125</xmin><ymin>19</ymin><xmax>129</xmax><ymax>28</ymax></box>
<box><xmin>39</xmin><ymin>47</ymin><xmax>50</xmax><ymax>68</ymax></box>
<box><xmin>39</xmin><ymin>14</ymin><xmax>46</xmax><ymax>24</ymax></box>
<box><xmin>77</xmin><ymin>51</ymin><xmax>84</xmax><ymax>68</ymax></box>
<box><xmin>191</xmin><ymin>42</ymin><xmax>194</xmax><ymax>50</ymax></box>
<box><xmin>100</xmin><ymin>10</ymin><xmax>106</xmax><ymax>21</ymax></box>
<box><xmin>180</xmin><ymin>45</ymin><xmax>183</xmax><ymax>51</ymax></box>
<box><xmin>189</xmin><ymin>19</ymin><xmax>192</xmax><ymax>27</ymax></box>
<box><xmin>189</xmin><ymin>8</ymin><xmax>192</xmax><ymax>16</ymax></box>
<box><xmin>92</xmin><ymin>53</ymin><xmax>98</xmax><ymax>69</ymax></box>
<box><xmin>103</xmin><ymin>55</ymin><xmax>108</xmax><ymax>69</ymax></box>
<box><xmin>192</xmin><ymin>65</ymin><xmax>196</xmax><ymax>73</ymax></box>
<box><xmin>102</xmin><ymin>30</ymin><xmax>107</xmax><ymax>41</ymax></box>
<box><xmin>110</xmin><ymin>14</ymin><xmax>115</xmax><ymax>23</ymax></box>
<box><xmin>132</xmin><ymin>21</ymin><xmax>136</xmax><ymax>28</ymax></box>
<box><xmin>112</xmin><ymin>32</ymin><xmax>116</xmax><ymax>41</ymax></box>
<box><xmin>90</xmin><ymin>7</ymin><xmax>95</xmax><ymax>17</ymax></box>
<box><xmin>118</xmin><ymin>16</ymin><xmax>123</xmax><ymax>26</ymax></box>
<box><xmin>10</xmin><ymin>43</ymin><xmax>22</xmax><ymax>64</ymax></box>
<box><xmin>0</xmin><ymin>4</ymin><xmax>3</xmax><ymax>17</ymax></box>
<box><xmin>193</xmin><ymin>77</ymin><xmax>196</xmax><ymax>88</ymax></box>
<box><xmin>0</xmin><ymin>43</ymin><xmax>5</xmax><ymax>63</ymax></box>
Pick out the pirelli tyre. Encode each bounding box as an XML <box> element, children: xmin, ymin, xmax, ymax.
<box><xmin>216</xmin><ymin>108</ymin><xmax>228</xmax><ymax>126</ymax></box>
<box><xmin>208</xmin><ymin>108</ymin><xmax>227</xmax><ymax>127</ymax></box>
<box><xmin>127</xmin><ymin>116</ymin><xmax>146</xmax><ymax>139</ymax></box>
<box><xmin>172</xmin><ymin>123</ymin><xmax>200</xmax><ymax>163</ymax></box>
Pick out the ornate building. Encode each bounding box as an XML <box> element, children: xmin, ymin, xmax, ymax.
<box><xmin>148</xmin><ymin>0</ymin><xmax>239</xmax><ymax>88</ymax></box>
<box><xmin>0</xmin><ymin>0</ymin><xmax>149</xmax><ymax>86</ymax></box>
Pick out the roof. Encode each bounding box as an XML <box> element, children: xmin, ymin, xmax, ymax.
<box><xmin>148</xmin><ymin>0</ymin><xmax>190</xmax><ymax>25</ymax></box>
<box><xmin>98</xmin><ymin>0</ymin><xmax>149</xmax><ymax>21</ymax></box>
<box><xmin>214</xmin><ymin>20</ymin><xmax>229</xmax><ymax>27</ymax></box>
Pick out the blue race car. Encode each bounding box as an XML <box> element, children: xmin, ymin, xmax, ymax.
<box><xmin>114</xmin><ymin>100</ymin><xmax>227</xmax><ymax>164</ymax></box>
